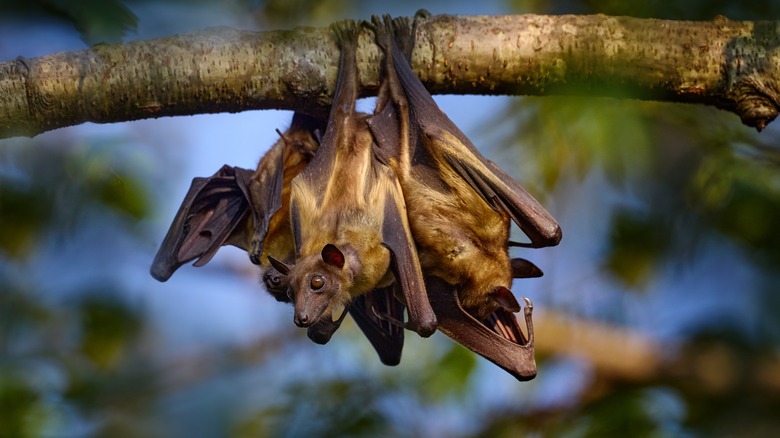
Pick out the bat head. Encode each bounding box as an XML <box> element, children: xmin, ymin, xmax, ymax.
<box><xmin>285</xmin><ymin>244</ymin><xmax>354</xmax><ymax>328</ymax></box>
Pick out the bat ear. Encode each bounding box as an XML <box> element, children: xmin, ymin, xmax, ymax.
<box><xmin>321</xmin><ymin>244</ymin><xmax>345</xmax><ymax>268</ymax></box>
<box><xmin>267</xmin><ymin>256</ymin><xmax>292</xmax><ymax>275</ymax></box>
<box><xmin>489</xmin><ymin>286</ymin><xmax>521</xmax><ymax>313</ymax></box>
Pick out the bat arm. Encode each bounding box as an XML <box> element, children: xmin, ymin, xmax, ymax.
<box><xmin>380</xmin><ymin>180</ymin><xmax>437</xmax><ymax>337</ymax></box>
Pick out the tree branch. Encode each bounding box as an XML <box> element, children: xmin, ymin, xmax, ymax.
<box><xmin>2</xmin><ymin>13</ymin><xmax>779</xmax><ymax>138</ymax></box>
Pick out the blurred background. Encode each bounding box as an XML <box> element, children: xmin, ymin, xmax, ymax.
<box><xmin>2</xmin><ymin>0</ymin><xmax>780</xmax><ymax>436</ymax></box>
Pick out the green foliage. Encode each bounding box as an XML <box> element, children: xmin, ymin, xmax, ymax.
<box><xmin>251</xmin><ymin>0</ymin><xmax>354</xmax><ymax>27</ymax></box>
<box><xmin>0</xmin><ymin>138</ymin><xmax>151</xmax><ymax>260</ymax></box>
<box><xmin>78</xmin><ymin>293</ymin><xmax>143</xmax><ymax>369</ymax></box>
<box><xmin>420</xmin><ymin>343</ymin><xmax>478</xmax><ymax>400</ymax></box>
<box><xmin>0</xmin><ymin>135</ymin><xmax>155</xmax><ymax>437</ymax></box>
<box><xmin>0</xmin><ymin>183</ymin><xmax>52</xmax><ymax>258</ymax></box>
<box><xmin>0</xmin><ymin>0</ymin><xmax>137</xmax><ymax>44</ymax></box>
<box><xmin>0</xmin><ymin>371</ymin><xmax>51</xmax><ymax>438</ymax></box>
<box><xmin>498</xmin><ymin>93</ymin><xmax>780</xmax><ymax>288</ymax></box>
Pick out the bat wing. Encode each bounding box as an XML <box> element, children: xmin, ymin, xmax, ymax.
<box><xmin>380</xmin><ymin>174</ymin><xmax>437</xmax><ymax>338</ymax></box>
<box><xmin>246</xmin><ymin>141</ymin><xmax>286</xmax><ymax>263</ymax></box>
<box><xmin>425</xmin><ymin>276</ymin><xmax>537</xmax><ymax>381</ymax></box>
<box><xmin>385</xmin><ymin>24</ymin><xmax>561</xmax><ymax>249</ymax></box>
<box><xmin>348</xmin><ymin>286</ymin><xmax>405</xmax><ymax>366</ymax></box>
<box><xmin>291</xmin><ymin>21</ymin><xmax>362</xmax><ymax>208</ymax></box>
<box><xmin>150</xmin><ymin>165</ymin><xmax>255</xmax><ymax>281</ymax></box>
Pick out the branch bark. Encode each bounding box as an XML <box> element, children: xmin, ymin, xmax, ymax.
<box><xmin>2</xmin><ymin>13</ymin><xmax>780</xmax><ymax>138</ymax></box>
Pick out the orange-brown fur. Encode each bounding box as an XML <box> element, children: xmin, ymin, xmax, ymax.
<box><xmin>290</xmin><ymin>115</ymin><xmax>396</xmax><ymax>315</ymax></box>
<box><xmin>254</xmin><ymin>126</ymin><xmax>319</xmax><ymax>270</ymax></box>
<box><xmin>373</xmin><ymin>21</ymin><xmax>514</xmax><ymax>321</ymax></box>
<box><xmin>399</xmin><ymin>153</ymin><xmax>513</xmax><ymax>320</ymax></box>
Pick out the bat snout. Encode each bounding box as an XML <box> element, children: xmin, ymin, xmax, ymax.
<box><xmin>294</xmin><ymin>311</ymin><xmax>314</xmax><ymax>327</ymax></box>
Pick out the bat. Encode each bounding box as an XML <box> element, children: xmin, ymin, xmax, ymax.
<box><xmin>249</xmin><ymin>113</ymin><xmax>323</xmax><ymax>301</ymax></box>
<box><xmin>272</xmin><ymin>21</ymin><xmax>437</xmax><ymax>339</ymax></box>
<box><xmin>149</xmin><ymin>112</ymin><xmax>322</xmax><ymax>300</ymax></box>
<box><xmin>367</xmin><ymin>15</ymin><xmax>561</xmax><ymax>380</ymax></box>
<box><xmin>149</xmin><ymin>112</ymin><xmax>407</xmax><ymax>364</ymax></box>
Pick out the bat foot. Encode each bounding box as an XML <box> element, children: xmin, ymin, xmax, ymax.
<box><xmin>414</xmin><ymin>9</ymin><xmax>432</xmax><ymax>21</ymax></box>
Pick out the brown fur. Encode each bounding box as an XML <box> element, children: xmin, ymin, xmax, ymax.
<box><xmin>371</xmin><ymin>22</ymin><xmax>514</xmax><ymax>321</ymax></box>
<box><xmin>288</xmin><ymin>114</ymin><xmax>396</xmax><ymax>323</ymax></box>
<box><xmin>283</xmin><ymin>23</ymin><xmax>425</xmax><ymax>330</ymax></box>
<box><xmin>371</xmin><ymin>15</ymin><xmax>559</xmax><ymax>326</ymax></box>
<box><xmin>404</xmin><ymin>162</ymin><xmax>513</xmax><ymax>319</ymax></box>
<box><xmin>254</xmin><ymin>124</ymin><xmax>319</xmax><ymax>271</ymax></box>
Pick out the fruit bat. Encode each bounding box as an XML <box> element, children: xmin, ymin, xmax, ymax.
<box><xmin>149</xmin><ymin>112</ymin><xmax>407</xmax><ymax>365</ymax></box>
<box><xmin>149</xmin><ymin>112</ymin><xmax>321</xmax><ymax>295</ymax></box>
<box><xmin>367</xmin><ymin>15</ymin><xmax>561</xmax><ymax>380</ymax></box>
<box><xmin>272</xmin><ymin>21</ymin><xmax>437</xmax><ymax>339</ymax></box>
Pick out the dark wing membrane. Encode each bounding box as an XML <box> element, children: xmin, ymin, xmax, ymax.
<box><xmin>425</xmin><ymin>276</ymin><xmax>537</xmax><ymax>381</ymax></box>
<box><xmin>348</xmin><ymin>286</ymin><xmax>405</xmax><ymax>366</ymax></box>
<box><xmin>247</xmin><ymin>141</ymin><xmax>285</xmax><ymax>262</ymax></box>
<box><xmin>510</xmin><ymin>257</ymin><xmax>544</xmax><ymax>278</ymax></box>
<box><xmin>150</xmin><ymin>165</ymin><xmax>254</xmax><ymax>281</ymax></box>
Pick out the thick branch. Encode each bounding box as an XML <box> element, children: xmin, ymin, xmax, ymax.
<box><xmin>2</xmin><ymin>13</ymin><xmax>780</xmax><ymax>138</ymax></box>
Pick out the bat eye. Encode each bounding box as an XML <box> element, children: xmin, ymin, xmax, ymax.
<box><xmin>310</xmin><ymin>275</ymin><xmax>325</xmax><ymax>290</ymax></box>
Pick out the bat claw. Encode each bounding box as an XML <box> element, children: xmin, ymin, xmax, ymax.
<box><xmin>415</xmin><ymin>9</ymin><xmax>432</xmax><ymax>20</ymax></box>
<box><xmin>371</xmin><ymin>305</ymin><xmax>406</xmax><ymax>328</ymax></box>
<box><xmin>371</xmin><ymin>305</ymin><xmax>435</xmax><ymax>336</ymax></box>
<box><xmin>522</xmin><ymin>297</ymin><xmax>534</xmax><ymax>347</ymax></box>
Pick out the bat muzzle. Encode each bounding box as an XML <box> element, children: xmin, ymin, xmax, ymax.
<box><xmin>294</xmin><ymin>311</ymin><xmax>314</xmax><ymax>327</ymax></box>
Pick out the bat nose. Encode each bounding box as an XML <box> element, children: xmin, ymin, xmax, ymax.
<box><xmin>294</xmin><ymin>312</ymin><xmax>311</xmax><ymax>327</ymax></box>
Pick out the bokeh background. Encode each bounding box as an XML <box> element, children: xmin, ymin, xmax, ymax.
<box><xmin>2</xmin><ymin>1</ymin><xmax>780</xmax><ymax>436</ymax></box>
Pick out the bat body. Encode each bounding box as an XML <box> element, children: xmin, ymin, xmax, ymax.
<box><xmin>250</xmin><ymin>114</ymin><xmax>322</xmax><ymax>300</ymax></box>
<box><xmin>369</xmin><ymin>15</ymin><xmax>561</xmax><ymax>380</ymax></box>
<box><xmin>150</xmin><ymin>112</ymin><xmax>408</xmax><ymax>365</ymax></box>
<box><xmin>275</xmin><ymin>22</ymin><xmax>436</xmax><ymax>339</ymax></box>
<box><xmin>149</xmin><ymin>113</ymin><xmax>322</xmax><ymax>297</ymax></box>
<box><xmin>150</xmin><ymin>16</ymin><xmax>561</xmax><ymax>378</ymax></box>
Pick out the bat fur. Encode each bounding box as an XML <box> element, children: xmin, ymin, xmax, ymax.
<box><xmin>274</xmin><ymin>21</ymin><xmax>436</xmax><ymax>338</ymax></box>
<box><xmin>368</xmin><ymin>14</ymin><xmax>561</xmax><ymax>380</ymax></box>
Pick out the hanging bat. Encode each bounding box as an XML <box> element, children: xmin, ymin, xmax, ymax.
<box><xmin>270</xmin><ymin>21</ymin><xmax>437</xmax><ymax>339</ymax></box>
<box><xmin>149</xmin><ymin>112</ymin><xmax>321</xmax><ymax>298</ymax></box>
<box><xmin>367</xmin><ymin>15</ymin><xmax>561</xmax><ymax>380</ymax></box>
<box><xmin>149</xmin><ymin>112</ymin><xmax>407</xmax><ymax>364</ymax></box>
